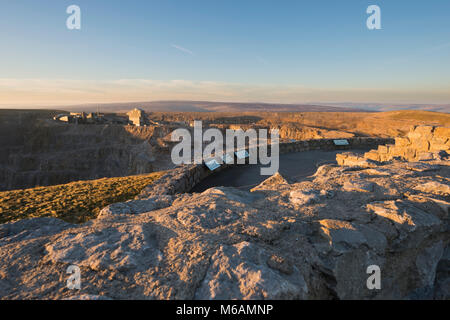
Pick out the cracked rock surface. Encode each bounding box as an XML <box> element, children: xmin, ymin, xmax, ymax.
<box><xmin>0</xmin><ymin>158</ymin><xmax>449</xmax><ymax>300</ymax></box>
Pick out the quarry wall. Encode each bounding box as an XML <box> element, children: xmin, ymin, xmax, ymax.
<box><xmin>0</xmin><ymin>124</ymin><xmax>171</xmax><ymax>191</ymax></box>
<box><xmin>138</xmin><ymin>136</ymin><xmax>393</xmax><ymax>198</ymax></box>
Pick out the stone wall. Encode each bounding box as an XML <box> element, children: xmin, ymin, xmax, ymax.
<box><xmin>364</xmin><ymin>126</ymin><xmax>449</xmax><ymax>162</ymax></box>
<box><xmin>337</xmin><ymin>125</ymin><xmax>449</xmax><ymax>167</ymax></box>
<box><xmin>278</xmin><ymin>137</ymin><xmax>392</xmax><ymax>154</ymax></box>
<box><xmin>138</xmin><ymin>137</ymin><xmax>393</xmax><ymax>198</ymax></box>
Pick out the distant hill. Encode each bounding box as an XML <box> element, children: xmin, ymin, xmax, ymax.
<box><xmin>375</xmin><ymin>110</ymin><xmax>450</xmax><ymax>125</ymax></box>
<box><xmin>62</xmin><ymin>101</ymin><xmax>368</xmax><ymax>113</ymax></box>
<box><xmin>321</xmin><ymin>103</ymin><xmax>450</xmax><ymax>113</ymax></box>
<box><xmin>8</xmin><ymin>100</ymin><xmax>448</xmax><ymax>113</ymax></box>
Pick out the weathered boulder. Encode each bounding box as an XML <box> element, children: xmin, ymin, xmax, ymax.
<box><xmin>0</xmin><ymin>217</ymin><xmax>74</xmax><ymax>246</ymax></box>
<box><xmin>64</xmin><ymin>294</ymin><xmax>112</xmax><ymax>300</ymax></box>
<box><xmin>195</xmin><ymin>242</ymin><xmax>308</xmax><ymax>300</ymax></box>
<box><xmin>366</xmin><ymin>200</ymin><xmax>442</xmax><ymax>233</ymax></box>
<box><xmin>290</xmin><ymin>190</ymin><xmax>322</xmax><ymax>205</ymax></box>
<box><xmin>97</xmin><ymin>195</ymin><xmax>173</xmax><ymax>219</ymax></box>
<box><xmin>318</xmin><ymin>219</ymin><xmax>387</xmax><ymax>254</ymax></box>
<box><xmin>414</xmin><ymin>181</ymin><xmax>450</xmax><ymax>196</ymax></box>
<box><xmin>336</xmin><ymin>152</ymin><xmax>378</xmax><ymax>168</ymax></box>
<box><xmin>45</xmin><ymin>223</ymin><xmax>164</xmax><ymax>271</ymax></box>
<box><xmin>314</xmin><ymin>221</ymin><xmax>386</xmax><ymax>298</ymax></box>
<box><xmin>404</xmin><ymin>162</ymin><xmax>440</xmax><ymax>172</ymax></box>
<box><xmin>343</xmin><ymin>180</ymin><xmax>375</xmax><ymax>193</ymax></box>
<box><xmin>251</xmin><ymin>172</ymin><xmax>290</xmax><ymax>192</ymax></box>
<box><xmin>434</xmin><ymin>245</ymin><xmax>450</xmax><ymax>299</ymax></box>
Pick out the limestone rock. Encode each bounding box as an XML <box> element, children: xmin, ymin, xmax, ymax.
<box><xmin>404</xmin><ymin>162</ymin><xmax>440</xmax><ymax>172</ymax></box>
<box><xmin>0</xmin><ymin>150</ymin><xmax>449</xmax><ymax>300</ymax></box>
<box><xmin>366</xmin><ymin>200</ymin><xmax>442</xmax><ymax>234</ymax></box>
<box><xmin>0</xmin><ymin>124</ymin><xmax>160</xmax><ymax>191</ymax></box>
<box><xmin>97</xmin><ymin>195</ymin><xmax>173</xmax><ymax>219</ymax></box>
<box><xmin>416</xmin><ymin>241</ymin><xmax>444</xmax><ymax>289</ymax></box>
<box><xmin>426</xmin><ymin>198</ymin><xmax>450</xmax><ymax>214</ymax></box>
<box><xmin>336</xmin><ymin>152</ymin><xmax>378</xmax><ymax>168</ymax></box>
<box><xmin>343</xmin><ymin>180</ymin><xmax>375</xmax><ymax>193</ymax></box>
<box><xmin>356</xmin><ymin>125</ymin><xmax>450</xmax><ymax>162</ymax></box>
<box><xmin>434</xmin><ymin>245</ymin><xmax>450</xmax><ymax>299</ymax></box>
<box><xmin>194</xmin><ymin>242</ymin><xmax>308</xmax><ymax>300</ymax></box>
<box><xmin>0</xmin><ymin>217</ymin><xmax>74</xmax><ymax>246</ymax></box>
<box><xmin>415</xmin><ymin>181</ymin><xmax>450</xmax><ymax>196</ymax></box>
<box><xmin>45</xmin><ymin>223</ymin><xmax>164</xmax><ymax>271</ymax></box>
<box><xmin>290</xmin><ymin>190</ymin><xmax>321</xmax><ymax>205</ymax></box>
<box><xmin>64</xmin><ymin>294</ymin><xmax>112</xmax><ymax>300</ymax></box>
<box><xmin>201</xmin><ymin>187</ymin><xmax>261</xmax><ymax>205</ymax></box>
<box><xmin>251</xmin><ymin>172</ymin><xmax>290</xmax><ymax>192</ymax></box>
<box><xmin>434</xmin><ymin>127</ymin><xmax>450</xmax><ymax>140</ymax></box>
<box><xmin>434</xmin><ymin>150</ymin><xmax>449</xmax><ymax>161</ymax></box>
<box><xmin>318</xmin><ymin>219</ymin><xmax>387</xmax><ymax>254</ymax></box>
<box><xmin>417</xmin><ymin>152</ymin><xmax>434</xmax><ymax>161</ymax></box>
<box><xmin>395</xmin><ymin>137</ymin><xmax>411</xmax><ymax>147</ymax></box>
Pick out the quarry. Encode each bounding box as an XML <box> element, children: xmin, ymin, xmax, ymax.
<box><xmin>0</xmin><ymin>108</ymin><xmax>448</xmax><ymax>300</ymax></box>
<box><xmin>1</xmin><ymin>109</ymin><xmax>447</xmax><ymax>191</ymax></box>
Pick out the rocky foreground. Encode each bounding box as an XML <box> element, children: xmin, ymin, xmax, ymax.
<box><xmin>0</xmin><ymin>152</ymin><xmax>448</xmax><ymax>300</ymax></box>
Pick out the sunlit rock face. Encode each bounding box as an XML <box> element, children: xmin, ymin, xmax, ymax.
<box><xmin>0</xmin><ymin>130</ymin><xmax>449</xmax><ymax>299</ymax></box>
<box><xmin>364</xmin><ymin>125</ymin><xmax>450</xmax><ymax>163</ymax></box>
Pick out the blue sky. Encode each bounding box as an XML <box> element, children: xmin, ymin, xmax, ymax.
<box><xmin>1</xmin><ymin>0</ymin><xmax>449</xmax><ymax>106</ymax></box>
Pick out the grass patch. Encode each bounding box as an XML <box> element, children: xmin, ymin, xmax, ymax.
<box><xmin>0</xmin><ymin>172</ymin><xmax>164</xmax><ymax>224</ymax></box>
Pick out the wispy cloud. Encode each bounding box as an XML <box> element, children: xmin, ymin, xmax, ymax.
<box><xmin>171</xmin><ymin>44</ymin><xmax>194</xmax><ymax>55</ymax></box>
<box><xmin>0</xmin><ymin>78</ymin><xmax>449</xmax><ymax>107</ymax></box>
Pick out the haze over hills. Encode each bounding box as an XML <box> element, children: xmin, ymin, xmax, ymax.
<box><xmin>29</xmin><ymin>100</ymin><xmax>448</xmax><ymax>113</ymax></box>
<box><xmin>322</xmin><ymin>102</ymin><xmax>450</xmax><ymax>113</ymax></box>
<box><xmin>60</xmin><ymin>101</ymin><xmax>367</xmax><ymax>113</ymax></box>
